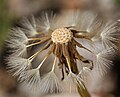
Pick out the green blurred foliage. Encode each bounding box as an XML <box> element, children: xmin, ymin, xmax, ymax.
<box><xmin>116</xmin><ymin>0</ymin><xmax>120</xmax><ymax>5</ymax></box>
<box><xmin>0</xmin><ymin>0</ymin><xmax>13</xmax><ymax>47</ymax></box>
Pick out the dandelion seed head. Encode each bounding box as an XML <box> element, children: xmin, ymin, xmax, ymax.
<box><xmin>5</xmin><ymin>10</ymin><xmax>119</xmax><ymax>96</ymax></box>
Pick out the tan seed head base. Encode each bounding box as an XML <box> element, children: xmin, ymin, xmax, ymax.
<box><xmin>51</xmin><ymin>28</ymin><xmax>73</xmax><ymax>44</ymax></box>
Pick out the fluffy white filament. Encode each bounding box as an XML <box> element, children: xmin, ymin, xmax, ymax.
<box><xmin>100</xmin><ymin>21</ymin><xmax>119</xmax><ymax>49</ymax></box>
<box><xmin>20</xmin><ymin>16</ymin><xmax>38</xmax><ymax>37</ymax></box>
<box><xmin>7</xmin><ymin>57</ymin><xmax>31</xmax><ymax>77</ymax></box>
<box><xmin>37</xmin><ymin>12</ymin><xmax>56</xmax><ymax>33</ymax></box>
<box><xmin>40</xmin><ymin>72</ymin><xmax>61</xmax><ymax>94</ymax></box>
<box><xmin>94</xmin><ymin>48</ymin><xmax>114</xmax><ymax>76</ymax></box>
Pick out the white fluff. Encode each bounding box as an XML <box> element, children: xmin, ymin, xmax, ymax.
<box><xmin>77</xmin><ymin>12</ymin><xmax>99</xmax><ymax>32</ymax></box>
<box><xmin>9</xmin><ymin>27</ymin><xmax>28</xmax><ymax>44</ymax></box>
<box><xmin>62</xmin><ymin>10</ymin><xmax>80</xmax><ymax>28</ymax></box>
<box><xmin>36</xmin><ymin>12</ymin><xmax>57</xmax><ymax>33</ymax></box>
<box><xmin>64</xmin><ymin>72</ymin><xmax>85</xmax><ymax>90</ymax></box>
<box><xmin>40</xmin><ymin>71</ymin><xmax>61</xmax><ymax>94</ymax></box>
<box><xmin>100</xmin><ymin>21</ymin><xmax>119</xmax><ymax>49</ymax></box>
<box><xmin>6</xmin><ymin>39</ymin><xmax>27</xmax><ymax>57</ymax></box>
<box><xmin>93</xmin><ymin>48</ymin><xmax>114</xmax><ymax>76</ymax></box>
<box><xmin>64</xmin><ymin>10</ymin><xmax>103</xmax><ymax>35</ymax></box>
<box><xmin>7</xmin><ymin>57</ymin><xmax>31</xmax><ymax>77</ymax></box>
<box><xmin>20</xmin><ymin>16</ymin><xmax>38</xmax><ymax>37</ymax></box>
<box><xmin>20</xmin><ymin>68</ymin><xmax>41</xmax><ymax>94</ymax></box>
<box><xmin>79</xmin><ymin>67</ymin><xmax>92</xmax><ymax>81</ymax></box>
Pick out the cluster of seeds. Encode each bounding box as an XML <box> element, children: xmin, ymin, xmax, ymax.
<box><xmin>5</xmin><ymin>11</ymin><xmax>120</xmax><ymax>97</ymax></box>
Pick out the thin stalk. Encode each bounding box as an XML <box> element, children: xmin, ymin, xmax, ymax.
<box><xmin>28</xmin><ymin>37</ymin><xmax>48</xmax><ymax>41</ymax></box>
<box><xmin>36</xmin><ymin>44</ymin><xmax>55</xmax><ymax>69</ymax></box>
<box><xmin>51</xmin><ymin>57</ymin><xmax>57</xmax><ymax>72</ymax></box>
<box><xmin>66</xmin><ymin>57</ymin><xmax>72</xmax><ymax>73</ymax></box>
<box><xmin>28</xmin><ymin>40</ymin><xmax>52</xmax><ymax>61</ymax></box>
<box><xmin>73</xmin><ymin>39</ymin><xmax>93</xmax><ymax>53</ymax></box>
<box><xmin>26</xmin><ymin>37</ymin><xmax>50</xmax><ymax>48</ymax></box>
<box><xmin>28</xmin><ymin>38</ymin><xmax>41</xmax><ymax>41</ymax></box>
<box><xmin>62</xmin><ymin>44</ymin><xmax>72</xmax><ymax>73</ymax></box>
<box><xmin>36</xmin><ymin>54</ymin><xmax>49</xmax><ymax>70</ymax></box>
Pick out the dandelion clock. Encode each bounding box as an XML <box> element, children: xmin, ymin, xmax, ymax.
<box><xmin>5</xmin><ymin>10</ymin><xmax>120</xmax><ymax>97</ymax></box>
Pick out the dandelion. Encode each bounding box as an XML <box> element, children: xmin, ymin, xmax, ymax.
<box><xmin>5</xmin><ymin>10</ymin><xmax>120</xmax><ymax>97</ymax></box>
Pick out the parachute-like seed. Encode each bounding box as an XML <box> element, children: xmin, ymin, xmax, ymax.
<box><xmin>79</xmin><ymin>67</ymin><xmax>91</xmax><ymax>81</ymax></box>
<box><xmin>78</xmin><ymin>12</ymin><xmax>96</xmax><ymax>31</ymax></box>
<box><xmin>64</xmin><ymin>72</ymin><xmax>85</xmax><ymax>90</ymax></box>
<box><xmin>20</xmin><ymin>69</ymin><xmax>41</xmax><ymax>88</ymax></box>
<box><xmin>100</xmin><ymin>21</ymin><xmax>119</xmax><ymax>49</ymax></box>
<box><xmin>94</xmin><ymin>48</ymin><xmax>114</xmax><ymax>76</ymax></box>
<box><xmin>6</xmin><ymin>39</ymin><xmax>27</xmax><ymax>57</ymax></box>
<box><xmin>20</xmin><ymin>16</ymin><xmax>38</xmax><ymax>37</ymax></box>
<box><xmin>7</xmin><ymin>57</ymin><xmax>31</xmax><ymax>77</ymax></box>
<box><xmin>62</xmin><ymin>10</ymin><xmax>102</xmax><ymax>35</ymax></box>
<box><xmin>36</xmin><ymin>12</ymin><xmax>56</xmax><ymax>33</ymax></box>
<box><xmin>19</xmin><ymin>69</ymin><xmax>41</xmax><ymax>95</ymax></box>
<box><xmin>63</xmin><ymin>10</ymin><xmax>80</xmax><ymax>28</ymax></box>
<box><xmin>87</xmin><ymin>15</ymin><xmax>103</xmax><ymax>34</ymax></box>
<box><xmin>40</xmin><ymin>71</ymin><xmax>61</xmax><ymax>94</ymax></box>
<box><xmin>9</xmin><ymin>28</ymin><xmax>28</xmax><ymax>44</ymax></box>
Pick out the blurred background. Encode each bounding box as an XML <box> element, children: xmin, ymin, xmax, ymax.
<box><xmin>0</xmin><ymin>0</ymin><xmax>120</xmax><ymax>97</ymax></box>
